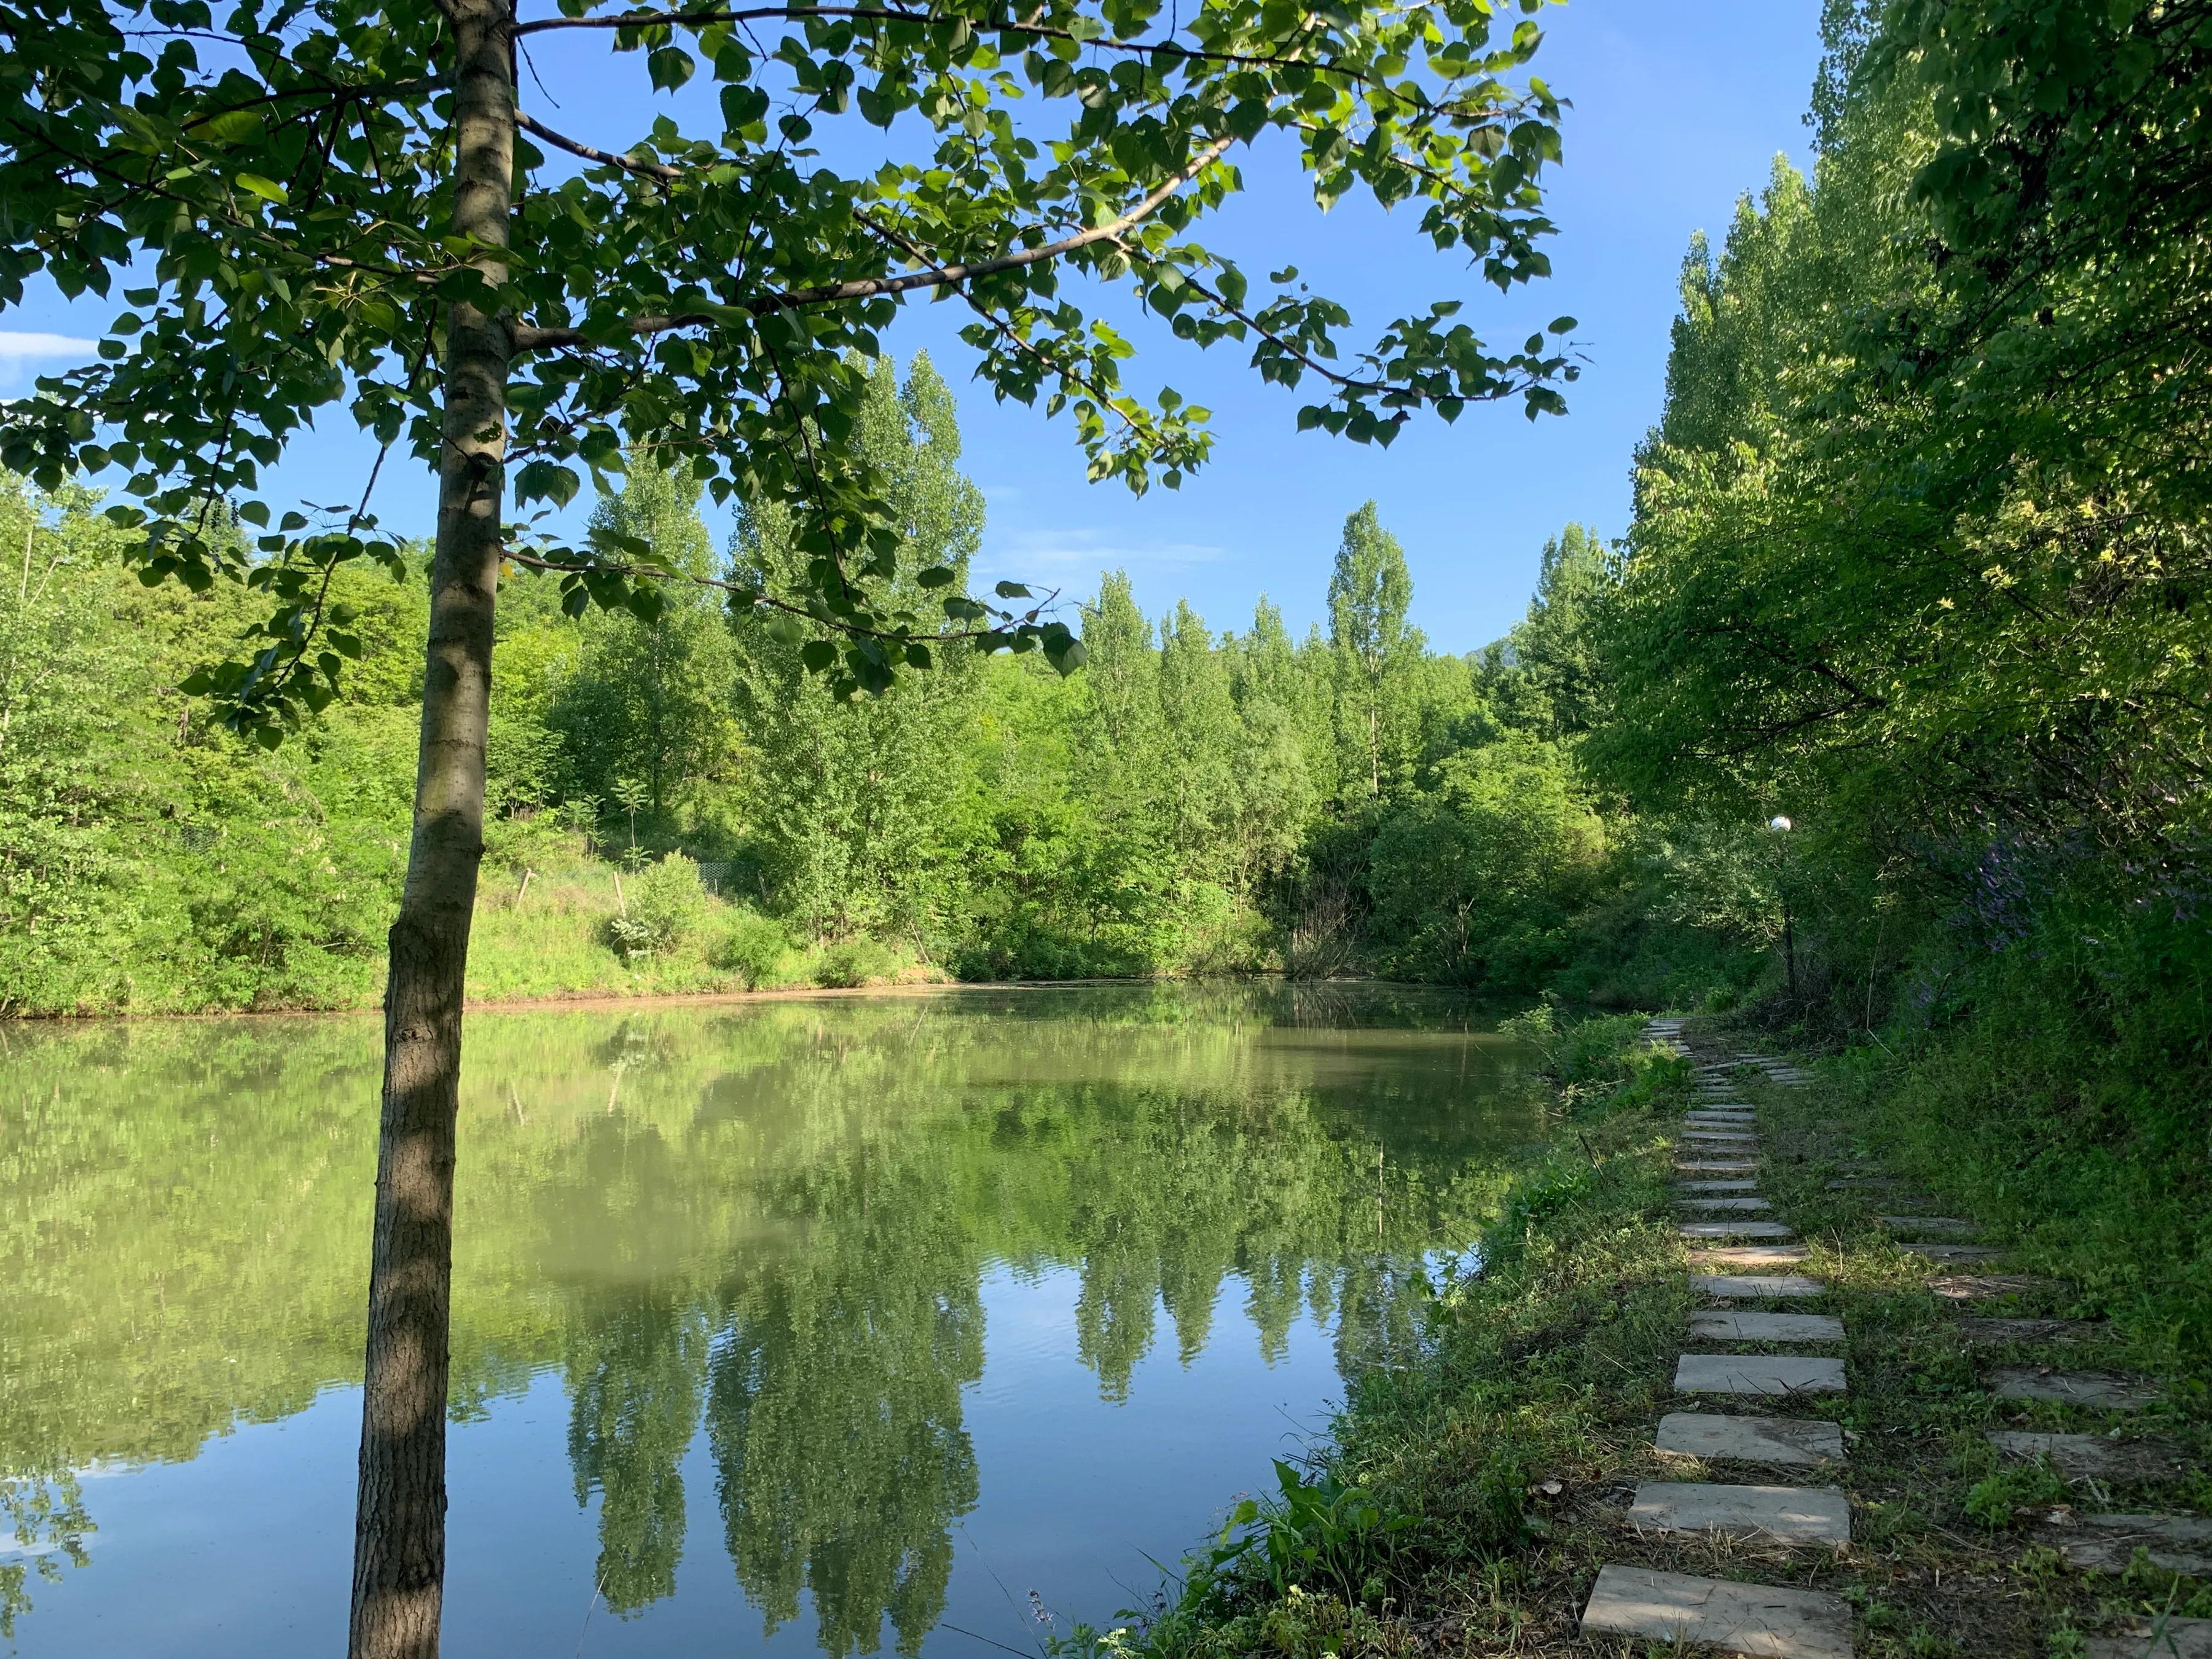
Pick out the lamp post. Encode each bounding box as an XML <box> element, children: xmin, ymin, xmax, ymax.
<box><xmin>1768</xmin><ymin>815</ymin><xmax>1797</xmax><ymax>999</ymax></box>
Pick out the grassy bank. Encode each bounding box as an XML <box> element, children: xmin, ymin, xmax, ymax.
<box><xmin>1096</xmin><ymin>1012</ymin><xmax>1695</xmax><ymax>1659</ymax></box>
<box><xmin>1107</xmin><ymin>1011</ymin><xmax>2212</xmax><ymax>1659</ymax></box>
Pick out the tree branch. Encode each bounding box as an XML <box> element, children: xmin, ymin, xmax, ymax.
<box><xmin>508</xmin><ymin>135</ymin><xmax>1233</xmax><ymax>350</ymax></box>
<box><xmin>517</xmin><ymin>109</ymin><xmax>682</xmax><ymax>179</ymax></box>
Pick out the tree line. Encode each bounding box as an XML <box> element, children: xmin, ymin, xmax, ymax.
<box><xmin>1</xmin><ymin>352</ymin><xmax>1660</xmax><ymax>1013</ymax></box>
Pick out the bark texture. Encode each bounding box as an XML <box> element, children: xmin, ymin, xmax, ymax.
<box><xmin>347</xmin><ymin>3</ymin><xmax>514</xmax><ymax>1655</ymax></box>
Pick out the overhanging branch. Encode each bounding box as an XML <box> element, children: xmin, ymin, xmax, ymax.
<box><xmin>508</xmin><ymin>135</ymin><xmax>1234</xmax><ymax>350</ymax></box>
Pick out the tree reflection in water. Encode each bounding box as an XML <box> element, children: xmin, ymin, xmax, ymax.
<box><xmin>0</xmin><ymin>984</ymin><xmax>1538</xmax><ymax>1651</ymax></box>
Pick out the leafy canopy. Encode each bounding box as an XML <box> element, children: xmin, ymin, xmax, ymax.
<box><xmin>0</xmin><ymin>0</ymin><xmax>1579</xmax><ymax>721</ymax></box>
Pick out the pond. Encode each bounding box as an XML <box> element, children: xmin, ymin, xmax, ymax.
<box><xmin>0</xmin><ymin>982</ymin><xmax>1545</xmax><ymax>1657</ymax></box>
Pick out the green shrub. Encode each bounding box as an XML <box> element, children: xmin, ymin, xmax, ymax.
<box><xmin>813</xmin><ymin>936</ymin><xmax>895</xmax><ymax>989</ymax></box>
<box><xmin>606</xmin><ymin>853</ymin><xmax>710</xmax><ymax>961</ymax></box>
<box><xmin>710</xmin><ymin>907</ymin><xmax>789</xmax><ymax>987</ymax></box>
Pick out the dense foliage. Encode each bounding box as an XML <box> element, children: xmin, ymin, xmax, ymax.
<box><xmin>2</xmin><ymin>350</ymin><xmax>1666</xmax><ymax>1013</ymax></box>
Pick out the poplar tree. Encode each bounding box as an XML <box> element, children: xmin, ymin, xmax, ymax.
<box><xmin>1326</xmin><ymin>500</ymin><xmax>1418</xmax><ymax>797</ymax></box>
<box><xmin>0</xmin><ymin>0</ymin><xmax>1577</xmax><ymax>1651</ymax></box>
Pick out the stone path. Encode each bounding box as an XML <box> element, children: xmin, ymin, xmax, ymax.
<box><xmin>1579</xmin><ymin>1018</ymin><xmax>1858</xmax><ymax>1658</ymax></box>
<box><xmin>1593</xmin><ymin>1020</ymin><xmax>2203</xmax><ymax>1657</ymax></box>
<box><xmin>2085</xmin><ymin>1618</ymin><xmax>2212</xmax><ymax>1659</ymax></box>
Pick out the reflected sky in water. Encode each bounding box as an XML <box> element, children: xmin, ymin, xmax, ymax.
<box><xmin>0</xmin><ymin>982</ymin><xmax>1543</xmax><ymax>1656</ymax></box>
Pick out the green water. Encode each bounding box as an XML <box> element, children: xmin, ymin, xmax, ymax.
<box><xmin>0</xmin><ymin>982</ymin><xmax>1544</xmax><ymax>1655</ymax></box>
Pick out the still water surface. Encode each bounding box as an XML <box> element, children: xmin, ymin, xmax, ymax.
<box><xmin>1</xmin><ymin>982</ymin><xmax>1543</xmax><ymax>1656</ymax></box>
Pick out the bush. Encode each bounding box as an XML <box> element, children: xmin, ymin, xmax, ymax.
<box><xmin>814</xmin><ymin>936</ymin><xmax>895</xmax><ymax>989</ymax></box>
<box><xmin>606</xmin><ymin>853</ymin><xmax>711</xmax><ymax>961</ymax></box>
<box><xmin>710</xmin><ymin>906</ymin><xmax>788</xmax><ymax>987</ymax></box>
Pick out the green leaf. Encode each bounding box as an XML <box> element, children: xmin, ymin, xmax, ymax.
<box><xmin>234</xmin><ymin>173</ymin><xmax>288</xmax><ymax>203</ymax></box>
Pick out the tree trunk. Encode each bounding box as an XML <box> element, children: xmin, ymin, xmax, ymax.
<box><xmin>348</xmin><ymin>2</ymin><xmax>513</xmax><ymax>1655</ymax></box>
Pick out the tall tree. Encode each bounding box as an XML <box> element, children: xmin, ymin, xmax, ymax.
<box><xmin>1156</xmin><ymin>598</ymin><xmax>1240</xmax><ymax>879</ymax></box>
<box><xmin>1327</xmin><ymin>501</ymin><xmax>1419</xmax><ymax>798</ymax></box>
<box><xmin>552</xmin><ymin>461</ymin><xmax>737</xmax><ymax>814</ymax></box>
<box><xmin>1486</xmin><ymin>521</ymin><xmax>1612</xmax><ymax>740</ymax></box>
<box><xmin>0</xmin><ymin>0</ymin><xmax>1577</xmax><ymax>1649</ymax></box>
<box><xmin>731</xmin><ymin>356</ymin><xmax>984</xmax><ymax>939</ymax></box>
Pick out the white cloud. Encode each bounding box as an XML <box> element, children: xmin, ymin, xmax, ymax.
<box><xmin>0</xmin><ymin>331</ymin><xmax>98</xmax><ymax>365</ymax></box>
<box><xmin>986</xmin><ymin>526</ymin><xmax>1225</xmax><ymax>576</ymax></box>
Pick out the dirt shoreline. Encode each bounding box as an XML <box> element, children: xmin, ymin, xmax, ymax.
<box><xmin>8</xmin><ymin>970</ymin><xmax>1464</xmax><ymax>1024</ymax></box>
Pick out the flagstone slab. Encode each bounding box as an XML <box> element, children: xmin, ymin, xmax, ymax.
<box><xmin>1959</xmin><ymin>1317</ymin><xmax>2101</xmax><ymax>1346</ymax></box>
<box><xmin>2085</xmin><ymin>1617</ymin><xmax>2212</xmax><ymax>1658</ymax></box>
<box><xmin>1580</xmin><ymin>1564</ymin><xmax>1854</xmax><ymax>1659</ymax></box>
<box><xmin>1689</xmin><ymin>1311</ymin><xmax>1845</xmax><ymax>1343</ymax></box>
<box><xmin>1986</xmin><ymin>1432</ymin><xmax>2192</xmax><ymax>1484</ymax></box>
<box><xmin>1631</xmin><ymin>1481</ymin><xmax>1851</xmax><ymax>1546</ymax></box>
<box><xmin>1927</xmin><ymin>1273</ymin><xmax>2060</xmax><ymax>1300</ymax></box>
<box><xmin>1693</xmin><ymin>1273</ymin><xmax>1828</xmax><ymax>1299</ymax></box>
<box><xmin>1991</xmin><ymin>1366</ymin><xmax>2157</xmax><ymax>1410</ymax></box>
<box><xmin>1900</xmin><ymin>1242</ymin><xmax>2004</xmax><ymax>1263</ymax></box>
<box><xmin>1656</xmin><ymin>1412</ymin><xmax>1846</xmax><ymax>1467</ymax></box>
<box><xmin>1684</xmin><ymin>1135</ymin><xmax>1762</xmax><ymax>1148</ymax></box>
<box><xmin>1676</xmin><ymin>1354</ymin><xmax>1848</xmax><ymax>1396</ymax></box>
<box><xmin>2035</xmin><ymin>1513</ymin><xmax>2212</xmax><ymax>1575</ymax></box>
<box><xmin>1681</xmin><ymin>1180</ymin><xmax>1763</xmax><ymax>1194</ymax></box>
<box><xmin>1679</xmin><ymin>1198</ymin><xmax>1776</xmax><ymax>1214</ymax></box>
<box><xmin>1880</xmin><ymin>1215</ymin><xmax>1977</xmax><ymax>1234</ymax></box>
<box><xmin>1679</xmin><ymin>1160</ymin><xmax>1761</xmax><ymax>1175</ymax></box>
<box><xmin>1681</xmin><ymin>1220</ymin><xmax>1795</xmax><ymax>1241</ymax></box>
<box><xmin>1691</xmin><ymin>1244</ymin><xmax>1813</xmax><ymax>1269</ymax></box>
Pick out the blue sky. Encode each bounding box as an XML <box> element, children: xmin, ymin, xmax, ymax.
<box><xmin>1</xmin><ymin>0</ymin><xmax>1824</xmax><ymax>653</ymax></box>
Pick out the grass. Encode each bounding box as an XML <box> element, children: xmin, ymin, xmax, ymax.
<box><xmin>1108</xmin><ymin>1014</ymin><xmax>2212</xmax><ymax>1659</ymax></box>
<box><xmin>372</xmin><ymin>857</ymin><xmax>946</xmax><ymax>1008</ymax></box>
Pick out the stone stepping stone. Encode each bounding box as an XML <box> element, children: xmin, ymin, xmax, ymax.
<box><xmin>1677</xmin><ymin>1354</ymin><xmax>1847</xmax><ymax>1395</ymax></box>
<box><xmin>1657</xmin><ymin>1411</ymin><xmax>1845</xmax><ymax>1467</ymax></box>
<box><xmin>1986</xmin><ymin>1431</ymin><xmax>2192</xmax><ymax>1484</ymax></box>
<box><xmin>1681</xmin><ymin>1179</ymin><xmax>1763</xmax><ymax>1194</ymax></box>
<box><xmin>1880</xmin><ymin>1215</ymin><xmax>1977</xmax><ymax>1234</ymax></box>
<box><xmin>1692</xmin><ymin>1244</ymin><xmax>1813</xmax><ymax>1269</ymax></box>
<box><xmin>1964</xmin><ymin>1327</ymin><xmax>2096</xmax><ymax>1354</ymax></box>
<box><xmin>1900</xmin><ymin>1241</ymin><xmax>2004</xmax><ymax>1263</ymax></box>
<box><xmin>1681</xmin><ymin>1220</ymin><xmax>1795</xmax><ymax>1241</ymax></box>
<box><xmin>2034</xmin><ymin>1513</ymin><xmax>2212</xmax><ymax>1575</ymax></box>
<box><xmin>1693</xmin><ymin>1273</ymin><xmax>1827</xmax><ymax>1299</ymax></box>
<box><xmin>1684</xmin><ymin>1133</ymin><xmax>1761</xmax><ymax>1147</ymax></box>
<box><xmin>2085</xmin><ymin>1617</ymin><xmax>2212</xmax><ymax>1658</ymax></box>
<box><xmin>1690</xmin><ymin>1310</ymin><xmax>1845</xmax><ymax>1342</ymax></box>
<box><xmin>1679</xmin><ymin>1158</ymin><xmax>1761</xmax><ymax>1175</ymax></box>
<box><xmin>1688</xmin><ymin>1115</ymin><xmax>1759</xmax><ymax>1127</ymax></box>
<box><xmin>1631</xmin><ymin>1480</ymin><xmax>1851</xmax><ymax>1546</ymax></box>
<box><xmin>1580</xmin><ymin>1564</ymin><xmax>1853</xmax><ymax>1659</ymax></box>
<box><xmin>1928</xmin><ymin>1273</ymin><xmax>2058</xmax><ymax>1300</ymax></box>
<box><xmin>1679</xmin><ymin>1197</ymin><xmax>1776</xmax><ymax>1214</ymax></box>
<box><xmin>1959</xmin><ymin>1317</ymin><xmax>2101</xmax><ymax>1345</ymax></box>
<box><xmin>1991</xmin><ymin>1366</ymin><xmax>2157</xmax><ymax>1410</ymax></box>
